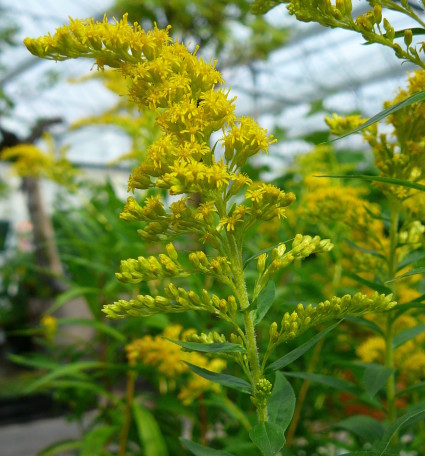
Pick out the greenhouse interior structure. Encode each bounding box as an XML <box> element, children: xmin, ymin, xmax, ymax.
<box><xmin>1</xmin><ymin>1</ymin><xmax>425</xmax><ymax>455</ymax></box>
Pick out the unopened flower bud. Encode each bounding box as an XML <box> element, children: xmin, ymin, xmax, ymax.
<box><xmin>165</xmin><ymin>243</ymin><xmax>178</xmax><ymax>261</ymax></box>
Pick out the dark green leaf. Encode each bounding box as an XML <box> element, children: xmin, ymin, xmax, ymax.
<box><xmin>343</xmin><ymin>272</ymin><xmax>391</xmax><ymax>294</ymax></box>
<box><xmin>180</xmin><ymin>438</ymin><xmax>234</xmax><ymax>456</ymax></box>
<box><xmin>327</xmin><ymin>90</ymin><xmax>425</xmax><ymax>142</ymax></box>
<box><xmin>392</xmin><ymin>323</ymin><xmax>425</xmax><ymax>349</ymax></box>
<box><xmin>386</xmin><ymin>267</ymin><xmax>425</xmax><ymax>283</ymax></box>
<box><xmin>321</xmin><ymin>174</ymin><xmax>425</xmax><ymax>193</ymax></box>
<box><xmin>362</xmin><ymin>364</ymin><xmax>394</xmax><ymax>398</ymax></box>
<box><xmin>345</xmin><ymin>317</ymin><xmax>384</xmax><ymax>336</ymax></box>
<box><xmin>268</xmin><ymin>372</ymin><xmax>296</xmax><ymax>432</ymax></box>
<box><xmin>80</xmin><ymin>426</ymin><xmax>116</xmax><ymax>456</ymax></box>
<box><xmin>266</xmin><ymin>321</ymin><xmax>341</xmax><ymax>372</ymax></box>
<box><xmin>336</xmin><ymin>415</ymin><xmax>384</xmax><ymax>443</ymax></box>
<box><xmin>373</xmin><ymin>403</ymin><xmax>425</xmax><ymax>455</ymax></box>
<box><xmin>283</xmin><ymin>372</ymin><xmax>359</xmax><ymax>395</ymax></box>
<box><xmin>133</xmin><ymin>402</ymin><xmax>168</xmax><ymax>456</ymax></box>
<box><xmin>184</xmin><ymin>362</ymin><xmax>252</xmax><ymax>394</ymax></box>
<box><xmin>396</xmin><ymin>380</ymin><xmax>425</xmax><ymax>397</ymax></box>
<box><xmin>255</xmin><ymin>281</ymin><xmax>276</xmax><ymax>324</ymax></box>
<box><xmin>249</xmin><ymin>422</ymin><xmax>285</xmax><ymax>456</ymax></box>
<box><xmin>166</xmin><ymin>339</ymin><xmax>245</xmax><ymax>354</ymax></box>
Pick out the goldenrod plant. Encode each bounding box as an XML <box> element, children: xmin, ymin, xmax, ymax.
<box><xmin>24</xmin><ymin>15</ymin><xmax>399</xmax><ymax>455</ymax></box>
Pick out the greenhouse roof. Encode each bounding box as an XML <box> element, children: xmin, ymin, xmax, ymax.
<box><xmin>0</xmin><ymin>0</ymin><xmax>421</xmax><ymax>165</ymax></box>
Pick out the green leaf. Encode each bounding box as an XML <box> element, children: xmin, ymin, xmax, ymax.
<box><xmin>37</xmin><ymin>440</ymin><xmax>82</xmax><ymax>456</ymax></box>
<box><xmin>133</xmin><ymin>402</ymin><xmax>168</xmax><ymax>456</ymax></box>
<box><xmin>396</xmin><ymin>380</ymin><xmax>425</xmax><ymax>397</ymax></box>
<box><xmin>397</xmin><ymin>250</ymin><xmax>425</xmax><ymax>270</ymax></box>
<box><xmin>336</xmin><ymin>415</ymin><xmax>384</xmax><ymax>443</ymax></box>
<box><xmin>327</xmin><ymin>90</ymin><xmax>425</xmax><ymax>142</ymax></box>
<box><xmin>343</xmin><ymin>239</ymin><xmax>386</xmax><ymax>260</ymax></box>
<box><xmin>266</xmin><ymin>321</ymin><xmax>341</xmax><ymax>372</ymax></box>
<box><xmin>386</xmin><ymin>267</ymin><xmax>425</xmax><ymax>283</ymax></box>
<box><xmin>24</xmin><ymin>361</ymin><xmax>105</xmax><ymax>393</ymax></box>
<box><xmin>268</xmin><ymin>372</ymin><xmax>296</xmax><ymax>432</ymax></box>
<box><xmin>373</xmin><ymin>403</ymin><xmax>425</xmax><ymax>455</ymax></box>
<box><xmin>249</xmin><ymin>422</ymin><xmax>285</xmax><ymax>456</ymax></box>
<box><xmin>283</xmin><ymin>372</ymin><xmax>360</xmax><ymax>395</ymax></box>
<box><xmin>80</xmin><ymin>425</ymin><xmax>116</xmax><ymax>456</ymax></box>
<box><xmin>46</xmin><ymin>287</ymin><xmax>101</xmax><ymax>315</ymax></box>
<box><xmin>321</xmin><ymin>174</ymin><xmax>425</xmax><ymax>193</ymax></box>
<box><xmin>184</xmin><ymin>362</ymin><xmax>252</xmax><ymax>394</ymax></box>
<box><xmin>364</xmin><ymin>27</ymin><xmax>425</xmax><ymax>44</ymax></box>
<box><xmin>58</xmin><ymin>318</ymin><xmax>126</xmax><ymax>342</ymax></box>
<box><xmin>392</xmin><ymin>323</ymin><xmax>425</xmax><ymax>349</ymax></box>
<box><xmin>362</xmin><ymin>364</ymin><xmax>394</xmax><ymax>398</ymax></box>
<box><xmin>165</xmin><ymin>339</ymin><xmax>246</xmax><ymax>354</ymax></box>
<box><xmin>345</xmin><ymin>317</ymin><xmax>384</xmax><ymax>336</ymax></box>
<box><xmin>180</xmin><ymin>438</ymin><xmax>234</xmax><ymax>456</ymax></box>
<box><xmin>255</xmin><ymin>280</ymin><xmax>276</xmax><ymax>324</ymax></box>
<box><xmin>343</xmin><ymin>272</ymin><xmax>391</xmax><ymax>295</ymax></box>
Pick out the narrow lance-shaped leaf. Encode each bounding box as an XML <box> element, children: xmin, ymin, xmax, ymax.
<box><xmin>180</xmin><ymin>438</ymin><xmax>234</xmax><ymax>456</ymax></box>
<box><xmin>321</xmin><ymin>174</ymin><xmax>425</xmax><ymax>193</ymax></box>
<box><xmin>133</xmin><ymin>402</ymin><xmax>169</xmax><ymax>456</ymax></box>
<box><xmin>255</xmin><ymin>280</ymin><xmax>276</xmax><ymax>324</ymax></box>
<box><xmin>184</xmin><ymin>362</ymin><xmax>252</xmax><ymax>394</ymax></box>
<box><xmin>326</xmin><ymin>90</ymin><xmax>425</xmax><ymax>142</ymax></box>
<box><xmin>392</xmin><ymin>323</ymin><xmax>425</xmax><ymax>349</ymax></box>
<box><xmin>266</xmin><ymin>321</ymin><xmax>341</xmax><ymax>373</ymax></box>
<box><xmin>166</xmin><ymin>338</ymin><xmax>246</xmax><ymax>354</ymax></box>
<box><xmin>386</xmin><ymin>267</ymin><xmax>425</xmax><ymax>283</ymax></box>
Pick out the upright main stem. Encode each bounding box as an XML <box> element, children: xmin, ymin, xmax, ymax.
<box><xmin>227</xmin><ymin>234</ymin><xmax>267</xmax><ymax>422</ymax></box>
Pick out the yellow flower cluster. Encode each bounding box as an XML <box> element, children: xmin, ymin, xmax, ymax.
<box><xmin>25</xmin><ymin>15</ymin><xmax>290</xmax><ymax>253</ymax></box>
<box><xmin>2</xmin><ymin>137</ymin><xmax>78</xmax><ymax>189</ymax></box>
<box><xmin>126</xmin><ymin>325</ymin><xmax>226</xmax><ymax>405</ymax></box>
<box><xmin>300</xmin><ymin>185</ymin><xmax>373</xmax><ymax>231</ymax></box>
<box><xmin>40</xmin><ymin>315</ymin><xmax>58</xmax><ymax>343</ymax></box>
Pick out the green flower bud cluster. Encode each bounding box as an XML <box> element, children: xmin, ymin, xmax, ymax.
<box><xmin>103</xmin><ymin>285</ymin><xmax>238</xmax><ymax>319</ymax></box>
<box><xmin>186</xmin><ymin>331</ymin><xmax>227</xmax><ymax>344</ymax></box>
<box><xmin>102</xmin><ymin>283</ymin><xmax>237</xmax><ymax>322</ymax></box>
<box><xmin>251</xmin><ymin>378</ymin><xmax>272</xmax><ymax>409</ymax></box>
<box><xmin>252</xmin><ymin>1</ymin><xmax>425</xmax><ymax>70</ymax></box>
<box><xmin>253</xmin><ymin>235</ymin><xmax>333</xmax><ymax>301</ymax></box>
<box><xmin>115</xmin><ymin>243</ymin><xmax>187</xmax><ymax>284</ymax></box>
<box><xmin>274</xmin><ymin>292</ymin><xmax>396</xmax><ymax>346</ymax></box>
<box><xmin>189</xmin><ymin>252</ymin><xmax>233</xmax><ymax>284</ymax></box>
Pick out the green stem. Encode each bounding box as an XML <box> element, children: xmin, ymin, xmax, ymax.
<box><xmin>118</xmin><ymin>369</ymin><xmax>136</xmax><ymax>456</ymax></box>
<box><xmin>227</xmin><ymin>233</ymin><xmax>267</xmax><ymax>422</ymax></box>
<box><xmin>386</xmin><ymin>205</ymin><xmax>399</xmax><ymax>427</ymax></box>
